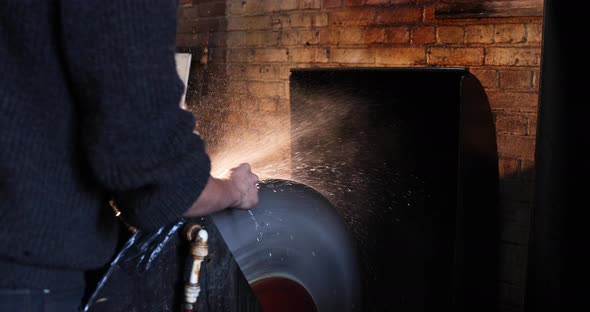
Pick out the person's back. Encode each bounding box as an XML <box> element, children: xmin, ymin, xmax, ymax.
<box><xmin>1</xmin><ymin>1</ymin><xmax>258</xmax><ymax>311</ymax></box>
<box><xmin>1</xmin><ymin>0</ymin><xmax>122</xmax><ymax>292</ymax></box>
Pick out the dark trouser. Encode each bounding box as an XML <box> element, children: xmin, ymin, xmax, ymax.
<box><xmin>0</xmin><ymin>288</ymin><xmax>83</xmax><ymax>312</ymax></box>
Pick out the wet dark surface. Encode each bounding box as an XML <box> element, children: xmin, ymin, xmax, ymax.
<box><xmin>84</xmin><ymin>217</ymin><xmax>262</xmax><ymax>312</ymax></box>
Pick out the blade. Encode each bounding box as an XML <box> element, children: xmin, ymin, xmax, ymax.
<box><xmin>211</xmin><ymin>179</ymin><xmax>361</xmax><ymax>312</ymax></box>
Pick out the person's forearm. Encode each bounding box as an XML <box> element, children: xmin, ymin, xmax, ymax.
<box><xmin>184</xmin><ymin>176</ymin><xmax>239</xmax><ymax>217</ymax></box>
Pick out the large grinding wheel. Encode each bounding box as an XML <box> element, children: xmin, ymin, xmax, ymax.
<box><xmin>211</xmin><ymin>179</ymin><xmax>361</xmax><ymax>312</ymax></box>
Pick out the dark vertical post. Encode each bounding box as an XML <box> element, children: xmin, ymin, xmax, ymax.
<box><xmin>526</xmin><ymin>0</ymin><xmax>589</xmax><ymax>310</ymax></box>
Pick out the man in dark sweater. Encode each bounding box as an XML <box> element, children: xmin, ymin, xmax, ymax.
<box><xmin>0</xmin><ymin>1</ymin><xmax>259</xmax><ymax>311</ymax></box>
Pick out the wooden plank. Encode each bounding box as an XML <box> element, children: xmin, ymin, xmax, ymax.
<box><xmin>435</xmin><ymin>0</ymin><xmax>544</xmax><ymax>19</ymax></box>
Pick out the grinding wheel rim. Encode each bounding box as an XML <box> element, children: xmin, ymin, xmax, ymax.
<box><xmin>211</xmin><ymin>179</ymin><xmax>361</xmax><ymax>312</ymax></box>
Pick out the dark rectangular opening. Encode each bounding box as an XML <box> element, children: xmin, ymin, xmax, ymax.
<box><xmin>290</xmin><ymin>68</ymin><xmax>499</xmax><ymax>311</ymax></box>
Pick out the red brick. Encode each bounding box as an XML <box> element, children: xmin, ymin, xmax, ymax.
<box><xmin>437</xmin><ymin>26</ymin><xmax>464</xmax><ymax>44</ymax></box>
<box><xmin>227</xmin><ymin>31</ymin><xmax>262</xmax><ymax>46</ymax></box>
<box><xmin>469</xmin><ymin>68</ymin><xmax>498</xmax><ymax>89</ymax></box>
<box><xmin>528</xmin><ymin>113</ymin><xmax>537</xmax><ymax>136</ymax></box>
<box><xmin>176</xmin><ymin>34</ymin><xmax>200</xmax><ymax>47</ymax></box>
<box><xmin>329</xmin><ymin>9</ymin><xmax>374</xmax><ymax>26</ymax></box>
<box><xmin>485</xmin><ymin>48</ymin><xmax>541</xmax><ymax>66</ymax></box>
<box><xmin>497</xmin><ymin>134</ymin><xmax>536</xmax><ymax>160</ymax></box>
<box><xmin>527</xmin><ymin>23</ymin><xmax>543</xmax><ymax>43</ymax></box>
<box><xmin>228</xmin><ymin>49</ymin><xmax>254</xmax><ymax>63</ymax></box>
<box><xmin>198</xmin><ymin>2</ymin><xmax>226</xmax><ymax>18</ymax></box>
<box><xmin>228</xmin><ymin>0</ymin><xmax>244</xmax><ymax>15</ymax></box>
<box><xmin>289</xmin><ymin>48</ymin><xmax>316</xmax><ymax>63</ymax></box>
<box><xmin>277</xmin><ymin>98</ymin><xmax>291</xmax><ymax>113</ymax></box>
<box><xmin>532</xmin><ymin>69</ymin><xmax>540</xmax><ymax>89</ymax></box>
<box><xmin>209</xmin><ymin>47</ymin><xmax>227</xmax><ymax>63</ymax></box>
<box><xmin>330</xmin><ymin>48</ymin><xmax>376</xmax><ymax>64</ymax></box>
<box><xmin>374</xmin><ymin>7</ymin><xmax>423</xmax><ymax>25</ymax></box>
<box><xmin>180</xmin><ymin>7</ymin><xmax>200</xmax><ymax>20</ymax></box>
<box><xmin>279</xmin><ymin>66</ymin><xmax>292</xmax><ymax>80</ymax></box>
<box><xmin>344</xmin><ymin>0</ymin><xmax>365</xmax><ymax>6</ymax></box>
<box><xmin>496</xmin><ymin>113</ymin><xmax>528</xmax><ymax>135</ymax></box>
<box><xmin>243</xmin><ymin>0</ymin><xmax>272</xmax><ymax>15</ymax></box>
<box><xmin>178</xmin><ymin>19</ymin><xmax>222</xmax><ymax>34</ymax></box>
<box><xmin>209</xmin><ymin>31</ymin><xmax>228</xmax><ymax>47</ymax></box>
<box><xmin>330</xmin><ymin>7</ymin><xmax>421</xmax><ymax>26</ymax></box>
<box><xmin>223</xmin><ymin>65</ymin><xmax>244</xmax><ymax>80</ymax></box>
<box><xmin>289</xmin><ymin>48</ymin><xmax>328</xmax><ymax>63</ymax></box>
<box><xmin>317</xmin><ymin>48</ymin><xmax>330</xmax><ymax>62</ymax></box>
<box><xmin>289</xmin><ymin>13</ymin><xmax>329</xmax><ymax>28</ymax></box>
<box><xmin>224</xmin><ymin>112</ymin><xmax>247</xmax><ymax>125</ymax></box>
<box><xmin>464</xmin><ymin>25</ymin><xmax>494</xmax><ymax>44</ymax></box>
<box><xmin>423</xmin><ymin>5</ymin><xmax>435</xmax><ymax>23</ymax></box>
<box><xmin>258</xmin><ymin>97</ymin><xmax>278</xmax><ymax>112</ymax></box>
<box><xmin>521</xmin><ymin>160</ymin><xmax>535</xmax><ymax>182</ymax></box>
<box><xmin>495</xmin><ymin>24</ymin><xmax>526</xmax><ymax>44</ymax></box>
<box><xmin>208</xmin><ymin>64</ymin><xmax>232</xmax><ymax>79</ymax></box>
<box><xmin>498</xmin><ymin>158</ymin><xmax>520</xmax><ymax>178</ymax></box>
<box><xmin>279</xmin><ymin>0</ymin><xmax>299</xmax><ymax>11</ymax></box>
<box><xmin>238</xmin><ymin>99</ymin><xmax>261</xmax><ymax>113</ymax></box>
<box><xmin>428</xmin><ymin>48</ymin><xmax>483</xmax><ymax>66</ymax></box>
<box><xmin>228</xmin><ymin>16</ymin><xmax>273</xmax><ymax>31</ymax></box>
<box><xmin>242</xmin><ymin>0</ymin><xmax>296</xmax><ymax>15</ymax></box>
<box><xmin>487</xmin><ymin>92</ymin><xmax>539</xmax><ymax>112</ymax></box>
<box><xmin>366</xmin><ymin>0</ymin><xmax>388</xmax><ymax>4</ymax></box>
<box><xmin>319</xmin><ymin>28</ymin><xmax>340</xmax><ymax>45</ymax></box>
<box><xmin>246</xmin><ymin>31</ymin><xmax>274</xmax><ymax>47</ymax></box>
<box><xmin>365</xmin><ymin>28</ymin><xmax>386</xmax><ymax>44</ymax></box>
<box><xmin>254</xmin><ymin>48</ymin><xmax>289</xmax><ymax>62</ymax></box>
<box><xmin>385</xmin><ymin>27</ymin><xmax>410</xmax><ymax>44</ymax></box>
<box><xmin>500</xmin><ymin>69</ymin><xmax>533</xmax><ymax>90</ymax></box>
<box><xmin>249</xmin><ymin>81</ymin><xmax>286</xmax><ymax>98</ymax></box>
<box><xmin>298</xmin><ymin>30</ymin><xmax>321</xmax><ymax>45</ymax></box>
<box><xmin>271</xmin><ymin>16</ymin><xmax>290</xmax><ymax>29</ymax></box>
<box><xmin>338</xmin><ymin>28</ymin><xmax>385</xmax><ymax>45</ymax></box>
<box><xmin>375</xmin><ymin>48</ymin><xmax>426</xmax><ymax>65</ymax></box>
<box><xmin>280</xmin><ymin>31</ymin><xmax>299</xmax><ymax>46</ymax></box>
<box><xmin>301</xmin><ymin>0</ymin><xmax>322</xmax><ymax>9</ymax></box>
<box><xmin>324</xmin><ymin>0</ymin><xmax>342</xmax><ymax>8</ymax></box>
<box><xmin>245</xmin><ymin>65</ymin><xmax>283</xmax><ymax>80</ymax></box>
<box><xmin>337</xmin><ymin>28</ymin><xmax>364</xmax><ymax>45</ymax></box>
<box><xmin>411</xmin><ymin>26</ymin><xmax>435</xmax><ymax>45</ymax></box>
<box><xmin>179</xmin><ymin>0</ymin><xmax>193</xmax><ymax>7</ymax></box>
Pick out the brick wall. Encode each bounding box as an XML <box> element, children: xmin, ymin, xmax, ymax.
<box><xmin>177</xmin><ymin>1</ymin><xmax>543</xmax><ymax>310</ymax></box>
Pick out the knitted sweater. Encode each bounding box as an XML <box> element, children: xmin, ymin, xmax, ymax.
<box><xmin>0</xmin><ymin>0</ymin><xmax>211</xmax><ymax>290</ymax></box>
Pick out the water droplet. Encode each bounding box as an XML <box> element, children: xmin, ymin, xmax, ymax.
<box><xmin>311</xmin><ymin>251</ymin><xmax>316</xmax><ymax>256</ymax></box>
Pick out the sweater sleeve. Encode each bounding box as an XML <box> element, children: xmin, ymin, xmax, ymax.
<box><xmin>60</xmin><ymin>0</ymin><xmax>211</xmax><ymax>231</ymax></box>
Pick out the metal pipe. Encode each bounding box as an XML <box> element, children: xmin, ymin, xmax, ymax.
<box><xmin>183</xmin><ymin>224</ymin><xmax>209</xmax><ymax>312</ymax></box>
